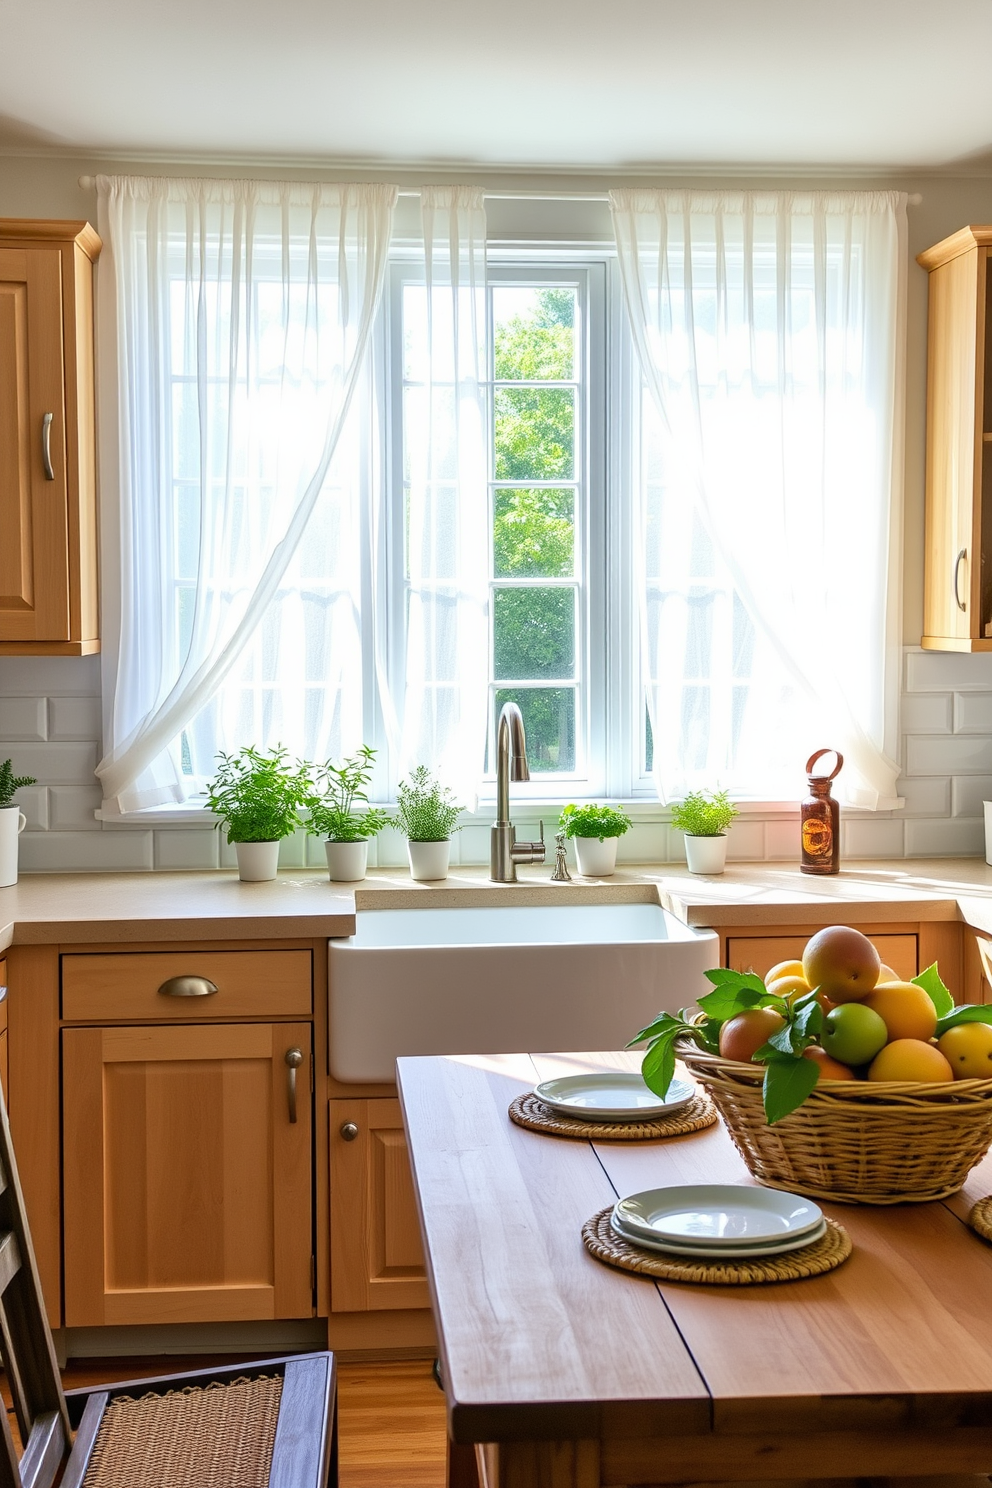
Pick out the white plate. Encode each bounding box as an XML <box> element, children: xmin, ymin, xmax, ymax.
<box><xmin>533</xmin><ymin>1072</ymin><xmax>695</xmax><ymax>1122</ymax></box>
<box><xmin>613</xmin><ymin>1185</ymin><xmax>823</xmax><ymax>1245</ymax></box>
<box><xmin>610</xmin><ymin>1211</ymin><xmax>827</xmax><ymax>1260</ymax></box>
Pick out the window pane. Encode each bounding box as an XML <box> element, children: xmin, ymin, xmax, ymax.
<box><xmin>495</xmin><ymin>688</ymin><xmax>575</xmax><ymax>773</ymax></box>
<box><xmin>493</xmin><ymin>287</ymin><xmax>575</xmax><ymax>381</ymax></box>
<box><xmin>494</xmin><ymin>587</ymin><xmax>575</xmax><ymax>680</ymax></box>
<box><xmin>493</xmin><ymin>488</ymin><xmax>574</xmax><ymax>578</ymax></box>
<box><xmin>494</xmin><ymin>388</ymin><xmax>574</xmax><ymax>480</ymax></box>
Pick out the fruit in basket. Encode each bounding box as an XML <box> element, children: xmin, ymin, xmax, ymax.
<box><xmin>718</xmin><ymin>1008</ymin><xmax>786</xmax><ymax>1062</ymax></box>
<box><xmin>766</xmin><ymin>973</ymin><xmax>812</xmax><ymax>1004</ymax></box>
<box><xmin>862</xmin><ymin>981</ymin><xmax>938</xmax><ymax>1043</ymax></box>
<box><xmin>802</xmin><ymin>1045</ymin><xmax>857</xmax><ymax>1080</ymax></box>
<box><xmin>802</xmin><ymin>925</ymin><xmax>881</xmax><ymax>1003</ymax></box>
<box><xmin>765</xmin><ymin>959</ymin><xmax>805</xmax><ymax>986</ymax></box>
<box><xmin>867</xmin><ymin>1038</ymin><xmax>954</xmax><ymax>1082</ymax></box>
<box><xmin>821</xmin><ymin>1002</ymin><xmax>888</xmax><ymax>1066</ymax></box>
<box><xmin>937</xmin><ymin>1021</ymin><xmax>992</xmax><ymax>1078</ymax></box>
<box><xmin>877</xmin><ymin>963</ymin><xmax>898</xmax><ymax>982</ymax></box>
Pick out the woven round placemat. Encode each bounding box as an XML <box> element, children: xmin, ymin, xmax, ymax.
<box><xmin>508</xmin><ymin>1090</ymin><xmax>717</xmax><ymax>1141</ymax></box>
<box><xmin>581</xmin><ymin>1206</ymin><xmax>852</xmax><ymax>1285</ymax></box>
<box><xmin>969</xmin><ymin>1195</ymin><xmax>992</xmax><ymax>1242</ymax></box>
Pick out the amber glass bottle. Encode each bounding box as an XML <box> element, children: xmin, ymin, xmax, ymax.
<box><xmin>800</xmin><ymin>749</ymin><xmax>843</xmax><ymax>875</ymax></box>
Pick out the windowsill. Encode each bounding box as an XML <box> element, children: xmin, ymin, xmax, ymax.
<box><xmin>95</xmin><ymin>796</ymin><xmax>905</xmax><ymax>827</ymax></box>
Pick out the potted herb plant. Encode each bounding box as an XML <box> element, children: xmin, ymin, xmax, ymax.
<box><xmin>0</xmin><ymin>760</ymin><xmax>34</xmax><ymax>888</ymax></box>
<box><xmin>205</xmin><ymin>745</ymin><xmax>308</xmax><ymax>882</ymax></box>
<box><xmin>305</xmin><ymin>746</ymin><xmax>391</xmax><ymax>882</ymax></box>
<box><xmin>394</xmin><ymin>766</ymin><xmax>463</xmax><ymax>882</ymax></box>
<box><xmin>670</xmin><ymin>789</ymin><xmax>738</xmax><ymax>874</ymax></box>
<box><xmin>558</xmin><ymin>803</ymin><xmax>632</xmax><ymax>878</ymax></box>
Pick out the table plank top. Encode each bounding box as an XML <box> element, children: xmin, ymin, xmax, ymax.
<box><xmin>397</xmin><ymin>1050</ymin><xmax>992</xmax><ymax>1445</ymax></box>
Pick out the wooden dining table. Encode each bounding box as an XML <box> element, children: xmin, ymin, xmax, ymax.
<box><xmin>396</xmin><ymin>1049</ymin><xmax>992</xmax><ymax>1488</ymax></box>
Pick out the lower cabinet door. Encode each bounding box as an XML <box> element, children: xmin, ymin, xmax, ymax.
<box><xmin>63</xmin><ymin>1022</ymin><xmax>313</xmax><ymax>1327</ymax></box>
<box><xmin>330</xmin><ymin>1097</ymin><xmax>429</xmax><ymax>1312</ymax></box>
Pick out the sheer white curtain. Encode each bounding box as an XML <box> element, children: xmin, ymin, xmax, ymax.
<box><xmin>384</xmin><ymin>186</ymin><xmax>489</xmax><ymax>799</ymax></box>
<box><xmin>611</xmin><ymin>189</ymin><xmax>905</xmax><ymax>808</ymax></box>
<box><xmin>95</xmin><ymin>176</ymin><xmax>396</xmax><ymax>812</ymax></box>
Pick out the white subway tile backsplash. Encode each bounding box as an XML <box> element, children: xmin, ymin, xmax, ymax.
<box><xmin>843</xmin><ymin>817</ymin><xmax>905</xmax><ymax>858</ymax></box>
<box><xmin>898</xmin><ymin>776</ymin><xmax>951</xmax><ymax>817</ymax></box>
<box><xmin>49</xmin><ymin>786</ymin><xmax>103</xmax><ymax>831</ymax></box>
<box><xmin>725</xmin><ymin>820</ymin><xmax>764</xmax><ymax>860</ymax></box>
<box><xmin>905</xmin><ymin>817</ymin><xmax>986</xmax><ymax>857</ymax></box>
<box><xmin>765</xmin><ymin>818</ymin><xmax>799</xmax><ymax>860</ymax></box>
<box><xmin>18</xmin><ymin>830</ymin><xmax>154</xmax><ymax>873</ymax></box>
<box><xmin>0</xmin><ymin>657</ymin><xmax>100</xmax><ymax>696</ymax></box>
<box><xmin>951</xmin><ymin>775</ymin><xmax>992</xmax><ymax>818</ymax></box>
<box><xmin>901</xmin><ymin>693</ymin><xmax>952</xmax><ymax>734</ymax></box>
<box><xmin>48</xmin><ymin>696</ymin><xmax>103</xmax><ymax>743</ymax></box>
<box><xmin>906</xmin><ymin>734</ymin><xmax>992</xmax><ymax>776</ymax></box>
<box><xmin>0</xmin><ymin>697</ymin><xmax>47</xmax><ymax>742</ymax></box>
<box><xmin>3</xmin><ymin>742</ymin><xmax>97</xmax><ymax>787</ymax></box>
<box><xmin>906</xmin><ymin>650</ymin><xmax>992</xmax><ymax>692</ymax></box>
<box><xmin>16</xmin><ymin>787</ymin><xmax>49</xmax><ymax>831</ymax></box>
<box><xmin>154</xmin><ymin>829</ymin><xmax>220</xmax><ymax>871</ymax></box>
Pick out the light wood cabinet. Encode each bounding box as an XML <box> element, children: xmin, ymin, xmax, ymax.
<box><xmin>0</xmin><ymin>220</ymin><xmax>100</xmax><ymax>655</ymax></box>
<box><xmin>0</xmin><ymin>957</ymin><xmax>7</xmax><ymax>1108</ymax></box>
<box><xmin>726</xmin><ymin>932</ymin><xmax>919</xmax><ymax>981</ymax></box>
<box><xmin>62</xmin><ymin>1020</ymin><xmax>314</xmax><ymax>1327</ymax></box>
<box><xmin>329</xmin><ymin>1097</ymin><xmax>428</xmax><ymax>1313</ymax></box>
<box><xmin>719</xmin><ymin>919</ymin><xmax>967</xmax><ymax>1001</ymax></box>
<box><xmin>918</xmin><ymin>226</ymin><xmax>992</xmax><ymax>650</ymax></box>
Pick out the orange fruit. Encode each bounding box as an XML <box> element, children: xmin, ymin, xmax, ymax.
<box><xmin>862</xmin><ymin>981</ymin><xmax>937</xmax><ymax>1043</ymax></box>
<box><xmin>867</xmin><ymin>1039</ymin><xmax>953</xmax><ymax>1083</ymax></box>
<box><xmin>802</xmin><ymin>1045</ymin><xmax>857</xmax><ymax>1080</ymax></box>
<box><xmin>877</xmin><ymin>963</ymin><xmax>898</xmax><ymax>983</ymax></box>
<box><xmin>765</xmin><ymin>959</ymin><xmax>805</xmax><ymax>987</ymax></box>
<box><xmin>937</xmin><ymin>1022</ymin><xmax>992</xmax><ymax>1079</ymax></box>
<box><xmin>719</xmin><ymin>1008</ymin><xmax>786</xmax><ymax>1063</ymax></box>
<box><xmin>766</xmin><ymin>974</ymin><xmax>812</xmax><ymax>1005</ymax></box>
<box><xmin>802</xmin><ymin>925</ymin><xmax>880</xmax><ymax>1004</ymax></box>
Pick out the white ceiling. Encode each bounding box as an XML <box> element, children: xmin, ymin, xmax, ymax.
<box><xmin>1</xmin><ymin>0</ymin><xmax>991</xmax><ymax>172</ymax></box>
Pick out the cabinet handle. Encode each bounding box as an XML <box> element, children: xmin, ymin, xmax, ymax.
<box><xmin>41</xmin><ymin>413</ymin><xmax>54</xmax><ymax>480</ymax></box>
<box><xmin>954</xmin><ymin>548</ymin><xmax>968</xmax><ymax>612</ymax></box>
<box><xmin>157</xmin><ymin>976</ymin><xmax>218</xmax><ymax>998</ymax></box>
<box><xmin>340</xmin><ymin>1122</ymin><xmax>359</xmax><ymax>1141</ymax></box>
<box><xmin>285</xmin><ymin>1047</ymin><xmax>303</xmax><ymax>1123</ymax></box>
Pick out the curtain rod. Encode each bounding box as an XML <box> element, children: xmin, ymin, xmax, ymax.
<box><xmin>76</xmin><ymin>175</ymin><xmax>923</xmax><ymax>205</ymax></box>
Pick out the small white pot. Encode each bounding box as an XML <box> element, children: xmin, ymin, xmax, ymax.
<box><xmin>683</xmin><ymin>834</ymin><xmax>728</xmax><ymax>875</ymax></box>
<box><xmin>573</xmin><ymin>835</ymin><xmax>619</xmax><ymax>877</ymax></box>
<box><xmin>234</xmin><ymin>840</ymin><xmax>280</xmax><ymax>882</ymax></box>
<box><xmin>0</xmin><ymin>806</ymin><xmax>27</xmax><ymax>888</ymax></box>
<box><xmin>325</xmin><ymin>839</ymin><xmax>368</xmax><ymax>883</ymax></box>
<box><xmin>407</xmin><ymin>839</ymin><xmax>450</xmax><ymax>882</ymax></box>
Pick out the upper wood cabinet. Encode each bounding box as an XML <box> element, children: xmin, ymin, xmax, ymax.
<box><xmin>0</xmin><ymin>220</ymin><xmax>100</xmax><ymax>654</ymax></box>
<box><xmin>918</xmin><ymin>226</ymin><xmax>992</xmax><ymax>651</ymax></box>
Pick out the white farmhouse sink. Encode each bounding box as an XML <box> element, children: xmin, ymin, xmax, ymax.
<box><xmin>327</xmin><ymin>902</ymin><xmax>719</xmax><ymax>1082</ymax></box>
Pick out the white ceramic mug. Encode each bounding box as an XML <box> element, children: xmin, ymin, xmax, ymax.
<box><xmin>0</xmin><ymin>805</ymin><xmax>27</xmax><ymax>888</ymax></box>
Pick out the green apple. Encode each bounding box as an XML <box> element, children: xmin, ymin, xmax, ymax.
<box><xmin>821</xmin><ymin>1003</ymin><xmax>888</xmax><ymax>1067</ymax></box>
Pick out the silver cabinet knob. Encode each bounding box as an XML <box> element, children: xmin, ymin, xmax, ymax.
<box><xmin>340</xmin><ymin>1122</ymin><xmax>359</xmax><ymax>1142</ymax></box>
<box><xmin>285</xmin><ymin>1047</ymin><xmax>303</xmax><ymax>1124</ymax></box>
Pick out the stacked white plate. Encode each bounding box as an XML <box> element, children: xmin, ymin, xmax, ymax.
<box><xmin>611</xmin><ymin>1185</ymin><xmax>825</xmax><ymax>1259</ymax></box>
<box><xmin>533</xmin><ymin>1072</ymin><xmax>695</xmax><ymax>1122</ymax></box>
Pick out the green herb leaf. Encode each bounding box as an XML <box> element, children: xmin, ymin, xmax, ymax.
<box><xmin>935</xmin><ymin>1003</ymin><xmax>992</xmax><ymax>1036</ymax></box>
<box><xmin>764</xmin><ymin>1022</ymin><xmax>801</xmax><ymax>1056</ymax></box>
<box><xmin>696</xmin><ymin>985</ymin><xmax>769</xmax><ymax>1021</ymax></box>
<box><xmin>912</xmin><ymin>963</ymin><xmax>954</xmax><ymax>1018</ymax></box>
<box><xmin>762</xmin><ymin>1053</ymin><xmax>820</xmax><ymax>1124</ymax></box>
<box><xmin>641</xmin><ymin>1030</ymin><xmax>680</xmax><ymax>1099</ymax></box>
<box><xmin>793</xmin><ymin>999</ymin><xmax>823</xmax><ymax>1043</ymax></box>
<box><xmin>626</xmin><ymin>1010</ymin><xmax>688</xmax><ymax>1047</ymax></box>
<box><xmin>703</xmin><ymin>967</ymin><xmax>768</xmax><ymax>996</ymax></box>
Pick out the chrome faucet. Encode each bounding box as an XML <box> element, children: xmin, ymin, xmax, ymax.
<box><xmin>490</xmin><ymin>701</ymin><xmax>546</xmax><ymax>882</ymax></box>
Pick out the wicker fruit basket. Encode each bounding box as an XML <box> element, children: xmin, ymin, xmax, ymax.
<box><xmin>676</xmin><ymin>1037</ymin><xmax>992</xmax><ymax>1205</ymax></box>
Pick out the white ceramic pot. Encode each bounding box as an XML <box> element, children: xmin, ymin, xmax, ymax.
<box><xmin>325</xmin><ymin>839</ymin><xmax>368</xmax><ymax>883</ymax></box>
<box><xmin>683</xmin><ymin>834</ymin><xmax>728</xmax><ymax>875</ymax></box>
<box><xmin>573</xmin><ymin>835</ymin><xmax>618</xmax><ymax>877</ymax></box>
<box><xmin>234</xmin><ymin>840</ymin><xmax>280</xmax><ymax>882</ymax></box>
<box><xmin>0</xmin><ymin>805</ymin><xmax>26</xmax><ymax>888</ymax></box>
<box><xmin>407</xmin><ymin>839</ymin><xmax>450</xmax><ymax>882</ymax></box>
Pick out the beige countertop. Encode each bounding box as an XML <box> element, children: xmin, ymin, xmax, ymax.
<box><xmin>2</xmin><ymin>858</ymin><xmax>992</xmax><ymax>951</ymax></box>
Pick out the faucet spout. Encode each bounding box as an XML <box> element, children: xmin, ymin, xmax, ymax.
<box><xmin>492</xmin><ymin>701</ymin><xmax>546</xmax><ymax>881</ymax></box>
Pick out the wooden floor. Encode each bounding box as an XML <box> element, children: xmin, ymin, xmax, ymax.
<box><xmin>5</xmin><ymin>1355</ymin><xmax>448</xmax><ymax>1488</ymax></box>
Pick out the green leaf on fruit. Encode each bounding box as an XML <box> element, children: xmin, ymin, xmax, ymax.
<box><xmin>912</xmin><ymin>962</ymin><xmax>954</xmax><ymax>1018</ymax></box>
<box><xmin>935</xmin><ymin>1003</ymin><xmax>992</xmax><ymax>1036</ymax></box>
<box><xmin>793</xmin><ymin>999</ymin><xmax>823</xmax><ymax>1042</ymax></box>
<box><xmin>696</xmin><ymin>985</ymin><xmax>769</xmax><ymax>1021</ymax></box>
<box><xmin>703</xmin><ymin>968</ymin><xmax>767</xmax><ymax>996</ymax></box>
<box><xmin>641</xmin><ymin>1031</ymin><xmax>679</xmax><ymax>1100</ymax></box>
<box><xmin>762</xmin><ymin>1053</ymin><xmax>821</xmax><ymax>1124</ymax></box>
<box><xmin>627</xmin><ymin>1011</ymin><xmax>686</xmax><ymax>1046</ymax></box>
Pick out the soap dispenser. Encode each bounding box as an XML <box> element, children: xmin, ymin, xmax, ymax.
<box><xmin>800</xmin><ymin>749</ymin><xmax>843</xmax><ymax>876</ymax></box>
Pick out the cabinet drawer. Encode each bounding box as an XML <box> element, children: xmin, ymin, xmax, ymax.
<box><xmin>61</xmin><ymin>950</ymin><xmax>312</xmax><ymax>1021</ymax></box>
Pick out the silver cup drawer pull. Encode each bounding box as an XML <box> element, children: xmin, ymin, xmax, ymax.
<box><xmin>157</xmin><ymin>976</ymin><xmax>219</xmax><ymax>998</ymax></box>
